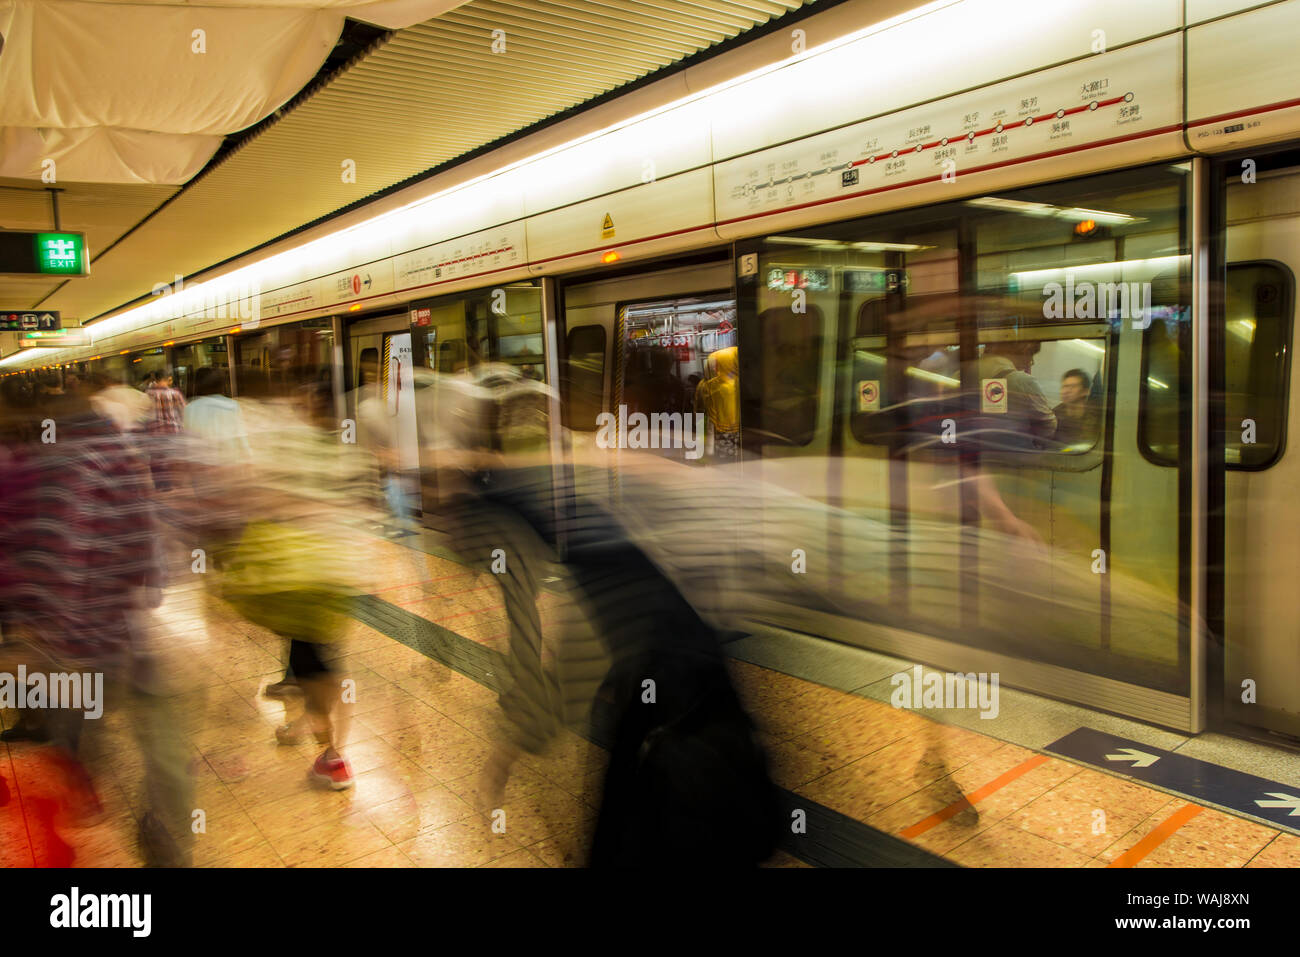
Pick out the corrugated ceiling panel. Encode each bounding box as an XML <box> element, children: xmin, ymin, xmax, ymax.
<box><xmin>38</xmin><ymin>0</ymin><xmax>815</xmax><ymax>323</ymax></box>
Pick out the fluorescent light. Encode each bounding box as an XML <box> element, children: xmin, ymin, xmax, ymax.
<box><xmin>1147</xmin><ymin>377</ymin><xmax>1169</xmax><ymax>390</ymax></box>
<box><xmin>1010</xmin><ymin>255</ymin><xmax>1187</xmax><ymax>283</ymax></box>
<box><xmin>766</xmin><ymin>237</ymin><xmax>934</xmax><ymax>252</ymax></box>
<box><xmin>966</xmin><ymin>197</ymin><xmax>1142</xmax><ymax>226</ymax></box>
<box><xmin>908</xmin><ymin>367</ymin><xmax>960</xmax><ymax>386</ymax></box>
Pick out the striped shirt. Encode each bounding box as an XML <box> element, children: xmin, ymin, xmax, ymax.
<box><xmin>147</xmin><ymin>385</ymin><xmax>186</xmax><ymax>435</ymax></box>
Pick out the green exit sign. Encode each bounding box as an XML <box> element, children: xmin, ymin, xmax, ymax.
<box><xmin>35</xmin><ymin>233</ymin><xmax>87</xmax><ymax>274</ymax></box>
<box><xmin>0</xmin><ymin>230</ymin><xmax>89</xmax><ymax>277</ymax></box>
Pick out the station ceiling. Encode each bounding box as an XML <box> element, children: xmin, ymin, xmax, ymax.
<box><xmin>0</xmin><ymin>0</ymin><xmax>817</xmax><ymax>335</ymax></box>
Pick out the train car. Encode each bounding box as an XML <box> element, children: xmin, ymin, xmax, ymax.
<box><xmin>5</xmin><ymin>0</ymin><xmax>1300</xmax><ymax>744</ymax></box>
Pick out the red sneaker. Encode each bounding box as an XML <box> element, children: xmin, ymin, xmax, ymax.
<box><xmin>311</xmin><ymin>752</ymin><xmax>353</xmax><ymax>790</ymax></box>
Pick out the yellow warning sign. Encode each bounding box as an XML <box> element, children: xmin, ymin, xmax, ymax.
<box><xmin>602</xmin><ymin>213</ymin><xmax>615</xmax><ymax>239</ymax></box>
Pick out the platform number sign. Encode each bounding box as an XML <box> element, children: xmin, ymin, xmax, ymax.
<box><xmin>858</xmin><ymin>379</ymin><xmax>880</xmax><ymax>412</ymax></box>
<box><xmin>982</xmin><ymin>378</ymin><xmax>1008</xmax><ymax>413</ymax></box>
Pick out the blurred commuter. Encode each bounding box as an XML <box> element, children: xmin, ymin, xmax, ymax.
<box><xmin>0</xmin><ymin>377</ymin><xmax>166</xmax><ymax>836</ymax></box>
<box><xmin>1054</xmin><ymin>368</ymin><xmax>1100</xmax><ymax>447</ymax></box>
<box><xmin>182</xmin><ymin>367</ymin><xmax>244</xmax><ymax>451</ymax></box>
<box><xmin>976</xmin><ymin>340</ymin><xmax>1056</xmax><ymax>444</ymax></box>
<box><xmin>694</xmin><ymin>346</ymin><xmax>740</xmax><ymax>460</ymax></box>
<box><xmin>90</xmin><ymin>371</ymin><xmax>151</xmax><ymax>432</ymax></box>
<box><xmin>213</xmin><ymin>372</ymin><xmax>378</xmax><ymax>789</ymax></box>
<box><xmin>145</xmin><ymin>367</ymin><xmax>186</xmax><ymax>490</ymax></box>
<box><xmin>352</xmin><ymin>349</ymin><xmax>414</xmax><ymax>534</ymax></box>
<box><xmin>427</xmin><ymin>362</ymin><xmax>780</xmax><ymax>865</ymax></box>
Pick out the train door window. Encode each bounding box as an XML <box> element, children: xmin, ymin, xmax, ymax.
<box><xmin>563</xmin><ymin>324</ymin><xmax>606</xmax><ymax>431</ymax></box>
<box><xmin>173</xmin><ymin>337</ymin><xmax>229</xmax><ymax>398</ymax></box>
<box><xmin>968</xmin><ymin>334</ymin><xmax>1107</xmax><ymax>453</ymax></box>
<box><xmin>413</xmin><ymin>284</ymin><xmax>542</xmax><ymax>377</ymax></box>
<box><xmin>619</xmin><ymin>296</ymin><xmax>736</xmax><ymax>462</ymax></box>
<box><xmin>752</xmin><ymin>250</ymin><xmax>835</xmax><ymax>448</ymax></box>
<box><xmin>130</xmin><ymin>348</ymin><xmax>167</xmax><ymax>388</ymax></box>
<box><xmin>1223</xmin><ymin>261</ymin><xmax>1293</xmax><ymax>468</ymax></box>
<box><xmin>235</xmin><ymin>319</ymin><xmax>334</xmax><ymax>396</ymax></box>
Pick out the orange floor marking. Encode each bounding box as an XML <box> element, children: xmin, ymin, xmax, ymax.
<box><xmin>1106</xmin><ymin>803</ymin><xmax>1203</xmax><ymax>868</ymax></box>
<box><xmin>900</xmin><ymin>754</ymin><xmax>1050</xmax><ymax>839</ymax></box>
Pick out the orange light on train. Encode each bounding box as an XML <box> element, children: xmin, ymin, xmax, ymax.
<box><xmin>601</xmin><ymin>251</ymin><xmax>621</xmax><ymax>264</ymax></box>
<box><xmin>348</xmin><ymin>304</ymin><xmax>362</xmax><ymax>311</ymax></box>
<box><xmin>1073</xmin><ymin>219</ymin><xmax>1098</xmax><ymax>237</ymax></box>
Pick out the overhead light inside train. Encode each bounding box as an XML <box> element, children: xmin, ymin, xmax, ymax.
<box><xmin>1010</xmin><ymin>256</ymin><xmax>1187</xmax><ymax>283</ymax></box>
<box><xmin>766</xmin><ymin>237</ymin><xmax>934</xmax><ymax>252</ymax></box>
<box><xmin>965</xmin><ymin>197</ymin><xmax>1141</xmax><ymax>226</ymax></box>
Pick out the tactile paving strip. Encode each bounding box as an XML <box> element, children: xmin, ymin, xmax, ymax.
<box><xmin>350</xmin><ymin>593</ymin><xmax>956</xmax><ymax>868</ymax></box>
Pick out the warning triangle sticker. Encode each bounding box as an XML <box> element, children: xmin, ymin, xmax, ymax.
<box><xmin>602</xmin><ymin>213</ymin><xmax>614</xmax><ymax>230</ymax></box>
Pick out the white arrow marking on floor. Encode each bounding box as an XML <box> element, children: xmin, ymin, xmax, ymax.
<box><xmin>1105</xmin><ymin>748</ymin><xmax>1160</xmax><ymax>768</ymax></box>
<box><xmin>1254</xmin><ymin>793</ymin><xmax>1300</xmax><ymax>816</ymax></box>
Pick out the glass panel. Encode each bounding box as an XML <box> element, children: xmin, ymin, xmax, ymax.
<box><xmin>172</xmin><ymin>337</ymin><xmax>230</xmax><ymax>398</ymax></box>
<box><xmin>744</xmin><ymin>163</ymin><xmax>1189</xmax><ymax>693</ymax></box>
<box><xmin>1223</xmin><ymin>261</ymin><xmax>1293</xmax><ymax>469</ymax></box>
<box><xmin>620</xmin><ymin>296</ymin><xmax>737</xmax><ymax>463</ymax></box>
<box><xmin>235</xmin><ymin>318</ymin><xmax>334</xmax><ymax>396</ymax></box>
<box><xmin>563</xmin><ymin>324</ymin><xmax>606</xmax><ymax>431</ymax></box>
<box><xmin>1222</xmin><ymin>161</ymin><xmax>1300</xmax><ymax>738</ymax></box>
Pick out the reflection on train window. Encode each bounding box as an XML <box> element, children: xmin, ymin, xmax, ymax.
<box><xmin>1224</xmin><ymin>262</ymin><xmax>1293</xmax><ymax>469</ymax></box>
<box><xmin>235</xmin><ymin>318</ymin><xmax>335</xmax><ymax>396</ymax></box>
<box><xmin>848</xmin><ymin>333</ymin><xmax>1106</xmax><ymax>454</ymax></box>
<box><xmin>129</xmin><ymin>347</ymin><xmax>168</xmax><ymax>388</ymax></box>
<box><xmin>413</xmin><ymin>283</ymin><xmax>542</xmax><ymax>379</ymax></box>
<box><xmin>563</xmin><ymin>324</ymin><xmax>605</xmax><ymax>431</ymax></box>
<box><xmin>1138</xmin><ymin>308</ymin><xmax>1189</xmax><ymax>467</ymax></box>
<box><xmin>620</xmin><ymin>296</ymin><xmax>737</xmax><ymax>461</ymax></box>
<box><xmin>973</xmin><ymin>337</ymin><xmax>1106</xmax><ymax>453</ymax></box>
<box><xmin>173</xmin><ymin>337</ymin><xmax>229</xmax><ymax>398</ymax></box>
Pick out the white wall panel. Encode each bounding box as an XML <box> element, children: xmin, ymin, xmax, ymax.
<box><xmin>1186</xmin><ymin>0</ymin><xmax>1300</xmax><ymax>150</ymax></box>
<box><xmin>525</xmin><ymin>169</ymin><xmax>717</xmax><ymax>270</ymax></box>
<box><xmin>707</xmin><ymin>0</ymin><xmax>1181</xmax><ymax>163</ymax></box>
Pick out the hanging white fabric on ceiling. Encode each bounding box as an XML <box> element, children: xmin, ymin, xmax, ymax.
<box><xmin>0</xmin><ymin>0</ymin><xmax>467</xmax><ymax>184</ymax></box>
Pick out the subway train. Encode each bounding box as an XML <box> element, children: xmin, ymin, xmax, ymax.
<box><xmin>4</xmin><ymin>0</ymin><xmax>1300</xmax><ymax>745</ymax></box>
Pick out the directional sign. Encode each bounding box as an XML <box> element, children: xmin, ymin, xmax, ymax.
<box><xmin>1</xmin><ymin>310</ymin><xmax>62</xmax><ymax>331</ymax></box>
<box><xmin>19</xmin><ymin>329</ymin><xmax>87</xmax><ymax>347</ymax></box>
<box><xmin>1105</xmin><ymin>747</ymin><xmax>1160</xmax><ymax>768</ymax></box>
<box><xmin>1047</xmin><ymin>727</ymin><xmax>1300</xmax><ymax>832</ymax></box>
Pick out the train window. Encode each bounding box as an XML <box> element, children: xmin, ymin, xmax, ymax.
<box><xmin>620</xmin><ymin>296</ymin><xmax>737</xmax><ymax>461</ymax></box>
<box><xmin>234</xmin><ymin>318</ymin><xmax>335</xmax><ymax>397</ymax></box>
<box><xmin>1223</xmin><ymin>261</ymin><xmax>1293</xmax><ymax>469</ymax></box>
<box><xmin>414</xmin><ymin>284</ymin><xmax>542</xmax><ymax>378</ymax></box>
<box><xmin>173</xmin><ymin>337</ymin><xmax>229</xmax><ymax>398</ymax></box>
<box><xmin>563</xmin><ymin>324</ymin><xmax>605</xmax><ymax>431</ymax></box>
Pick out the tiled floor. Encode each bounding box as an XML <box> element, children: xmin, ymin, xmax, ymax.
<box><xmin>2</xmin><ymin>531</ymin><xmax>1298</xmax><ymax>868</ymax></box>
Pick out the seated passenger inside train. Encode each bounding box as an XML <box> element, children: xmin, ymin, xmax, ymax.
<box><xmin>976</xmin><ymin>339</ymin><xmax>1057</xmax><ymax>448</ymax></box>
<box><xmin>1053</xmin><ymin>368</ymin><xmax>1101</xmax><ymax>449</ymax></box>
